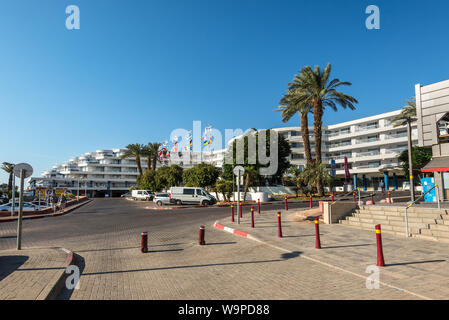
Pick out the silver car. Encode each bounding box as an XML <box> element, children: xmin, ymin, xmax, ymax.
<box><xmin>153</xmin><ymin>193</ymin><xmax>172</xmax><ymax>206</ymax></box>
<box><xmin>0</xmin><ymin>202</ymin><xmax>39</xmax><ymax>212</ymax></box>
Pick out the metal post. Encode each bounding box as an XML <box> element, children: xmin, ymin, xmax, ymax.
<box><xmin>358</xmin><ymin>187</ymin><xmax>361</xmax><ymax>206</ymax></box>
<box><xmin>404</xmin><ymin>207</ymin><xmax>410</xmax><ymax>238</ymax></box>
<box><xmin>38</xmin><ymin>188</ymin><xmax>41</xmax><ymax>210</ymax></box>
<box><xmin>407</xmin><ymin>121</ymin><xmax>415</xmax><ymax>202</ymax></box>
<box><xmin>16</xmin><ymin>169</ymin><xmax>25</xmax><ymax>250</ymax></box>
<box><xmin>77</xmin><ymin>179</ymin><xmax>80</xmax><ymax>201</ymax></box>
<box><xmin>436</xmin><ymin>185</ymin><xmax>441</xmax><ymax>210</ymax></box>
<box><xmin>237</xmin><ymin>171</ymin><xmax>240</xmax><ymax>225</ymax></box>
<box><xmin>11</xmin><ymin>174</ymin><xmax>15</xmax><ymax>216</ymax></box>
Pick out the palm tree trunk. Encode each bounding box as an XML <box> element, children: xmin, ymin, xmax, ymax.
<box><xmin>146</xmin><ymin>157</ymin><xmax>151</xmax><ymax>172</ymax></box>
<box><xmin>136</xmin><ymin>155</ymin><xmax>143</xmax><ymax>176</ymax></box>
<box><xmin>407</xmin><ymin>121</ymin><xmax>415</xmax><ymax>201</ymax></box>
<box><xmin>243</xmin><ymin>173</ymin><xmax>250</xmax><ymax>202</ymax></box>
<box><xmin>8</xmin><ymin>172</ymin><xmax>13</xmax><ymax>199</ymax></box>
<box><xmin>300</xmin><ymin>112</ymin><xmax>313</xmax><ymax>165</ymax></box>
<box><xmin>313</xmin><ymin>101</ymin><xmax>324</xmax><ymax>196</ymax></box>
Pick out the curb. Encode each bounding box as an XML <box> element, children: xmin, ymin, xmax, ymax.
<box><xmin>0</xmin><ymin>199</ymin><xmax>92</xmax><ymax>224</ymax></box>
<box><xmin>32</xmin><ymin>247</ymin><xmax>79</xmax><ymax>300</ymax></box>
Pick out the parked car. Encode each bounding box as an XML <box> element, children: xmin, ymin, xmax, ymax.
<box><xmin>153</xmin><ymin>193</ymin><xmax>172</xmax><ymax>206</ymax></box>
<box><xmin>121</xmin><ymin>192</ymin><xmax>132</xmax><ymax>198</ymax></box>
<box><xmin>132</xmin><ymin>190</ymin><xmax>154</xmax><ymax>201</ymax></box>
<box><xmin>169</xmin><ymin>187</ymin><xmax>216</xmax><ymax>206</ymax></box>
<box><xmin>30</xmin><ymin>201</ymin><xmax>50</xmax><ymax>208</ymax></box>
<box><xmin>0</xmin><ymin>202</ymin><xmax>39</xmax><ymax>212</ymax></box>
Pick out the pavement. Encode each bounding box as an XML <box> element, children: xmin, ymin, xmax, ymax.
<box><xmin>1</xmin><ymin>198</ymin><xmax>448</xmax><ymax>300</ymax></box>
<box><xmin>0</xmin><ymin>247</ymin><xmax>75</xmax><ymax>300</ymax></box>
<box><xmin>214</xmin><ymin>206</ymin><xmax>449</xmax><ymax>300</ymax></box>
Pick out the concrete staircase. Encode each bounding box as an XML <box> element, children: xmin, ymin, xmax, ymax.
<box><xmin>339</xmin><ymin>205</ymin><xmax>449</xmax><ymax>243</ymax></box>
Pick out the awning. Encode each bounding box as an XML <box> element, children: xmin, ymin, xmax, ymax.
<box><xmin>421</xmin><ymin>156</ymin><xmax>449</xmax><ymax>173</ymax></box>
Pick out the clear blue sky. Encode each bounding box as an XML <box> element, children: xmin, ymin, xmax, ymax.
<box><xmin>1</xmin><ymin>0</ymin><xmax>449</xmax><ymax>183</ymax></box>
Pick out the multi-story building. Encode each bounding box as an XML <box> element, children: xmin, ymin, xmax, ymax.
<box><xmin>29</xmin><ymin>109</ymin><xmax>419</xmax><ymax>196</ymax></box>
<box><xmin>274</xmin><ymin>109</ymin><xmax>418</xmax><ymax>191</ymax></box>
<box><xmin>416</xmin><ymin>79</ymin><xmax>449</xmax><ymax>201</ymax></box>
<box><xmin>29</xmin><ymin>149</ymin><xmax>225</xmax><ymax>197</ymax></box>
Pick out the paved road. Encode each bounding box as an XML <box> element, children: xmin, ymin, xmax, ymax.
<box><xmin>0</xmin><ymin>199</ymin><xmax>416</xmax><ymax>299</ymax></box>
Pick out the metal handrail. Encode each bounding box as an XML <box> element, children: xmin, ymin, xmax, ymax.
<box><xmin>404</xmin><ymin>184</ymin><xmax>441</xmax><ymax>237</ymax></box>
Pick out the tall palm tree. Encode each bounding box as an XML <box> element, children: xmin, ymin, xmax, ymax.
<box><xmin>287</xmin><ymin>63</ymin><xmax>358</xmax><ymax>195</ymax></box>
<box><xmin>275</xmin><ymin>89</ymin><xmax>313</xmax><ymax>165</ymax></box>
<box><xmin>1</xmin><ymin>162</ymin><xmax>14</xmax><ymax>199</ymax></box>
<box><xmin>298</xmin><ymin>162</ymin><xmax>331</xmax><ymax>196</ymax></box>
<box><xmin>121</xmin><ymin>144</ymin><xmax>145</xmax><ymax>176</ymax></box>
<box><xmin>392</xmin><ymin>97</ymin><xmax>417</xmax><ymax>201</ymax></box>
<box><xmin>146</xmin><ymin>142</ymin><xmax>162</xmax><ymax>171</ymax></box>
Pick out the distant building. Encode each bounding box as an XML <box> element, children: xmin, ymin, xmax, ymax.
<box><xmin>274</xmin><ymin>109</ymin><xmax>418</xmax><ymax>191</ymax></box>
<box><xmin>416</xmin><ymin>79</ymin><xmax>449</xmax><ymax>201</ymax></box>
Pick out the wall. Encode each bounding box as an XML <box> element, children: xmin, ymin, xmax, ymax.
<box><xmin>322</xmin><ymin>202</ymin><xmax>358</xmax><ymax>224</ymax></box>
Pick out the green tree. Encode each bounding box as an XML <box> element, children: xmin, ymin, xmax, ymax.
<box><xmin>121</xmin><ymin>144</ymin><xmax>145</xmax><ymax>176</ymax></box>
<box><xmin>144</xmin><ymin>142</ymin><xmax>162</xmax><ymax>171</ymax></box>
<box><xmin>182</xmin><ymin>163</ymin><xmax>220</xmax><ymax>189</ymax></box>
<box><xmin>155</xmin><ymin>165</ymin><xmax>183</xmax><ymax>190</ymax></box>
<box><xmin>275</xmin><ymin>90</ymin><xmax>313</xmax><ymax>164</ymax></box>
<box><xmin>225</xmin><ymin>129</ymin><xmax>291</xmax><ymax>186</ymax></box>
<box><xmin>1</xmin><ymin>162</ymin><xmax>14</xmax><ymax>199</ymax></box>
<box><xmin>393</xmin><ymin>97</ymin><xmax>417</xmax><ymax>201</ymax></box>
<box><xmin>137</xmin><ymin>170</ymin><xmax>160</xmax><ymax>192</ymax></box>
<box><xmin>299</xmin><ymin>162</ymin><xmax>331</xmax><ymax>196</ymax></box>
<box><xmin>214</xmin><ymin>179</ymin><xmax>233</xmax><ymax>202</ymax></box>
<box><xmin>398</xmin><ymin>147</ymin><xmax>432</xmax><ymax>177</ymax></box>
<box><xmin>286</xmin><ymin>64</ymin><xmax>357</xmax><ymax>196</ymax></box>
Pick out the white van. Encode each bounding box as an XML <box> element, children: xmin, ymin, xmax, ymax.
<box><xmin>169</xmin><ymin>187</ymin><xmax>216</xmax><ymax>206</ymax></box>
<box><xmin>131</xmin><ymin>190</ymin><xmax>154</xmax><ymax>201</ymax></box>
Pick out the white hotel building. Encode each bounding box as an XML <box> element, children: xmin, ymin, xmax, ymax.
<box><xmin>29</xmin><ymin>109</ymin><xmax>417</xmax><ymax>196</ymax></box>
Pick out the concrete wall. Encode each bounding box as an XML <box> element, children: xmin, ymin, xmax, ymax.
<box><xmin>322</xmin><ymin>202</ymin><xmax>358</xmax><ymax>224</ymax></box>
<box><xmin>416</xmin><ymin>79</ymin><xmax>449</xmax><ymax>148</ymax></box>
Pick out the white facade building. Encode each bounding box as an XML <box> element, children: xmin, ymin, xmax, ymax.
<box><xmin>29</xmin><ymin>109</ymin><xmax>417</xmax><ymax>196</ymax></box>
<box><xmin>275</xmin><ymin>109</ymin><xmax>418</xmax><ymax>190</ymax></box>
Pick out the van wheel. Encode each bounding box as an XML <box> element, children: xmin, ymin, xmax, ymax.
<box><xmin>157</xmin><ymin>201</ymin><xmax>162</xmax><ymax>206</ymax></box>
<box><xmin>202</xmin><ymin>200</ymin><xmax>210</xmax><ymax>206</ymax></box>
<box><xmin>176</xmin><ymin>200</ymin><xmax>182</xmax><ymax>205</ymax></box>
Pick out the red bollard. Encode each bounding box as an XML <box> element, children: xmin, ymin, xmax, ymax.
<box><xmin>277</xmin><ymin>212</ymin><xmax>283</xmax><ymax>238</ymax></box>
<box><xmin>331</xmin><ymin>193</ymin><xmax>334</xmax><ymax>202</ymax></box>
<box><xmin>388</xmin><ymin>191</ymin><xmax>391</xmax><ymax>204</ymax></box>
<box><xmin>353</xmin><ymin>191</ymin><xmax>356</xmax><ymax>203</ymax></box>
<box><xmin>231</xmin><ymin>204</ymin><xmax>234</xmax><ymax>222</ymax></box>
<box><xmin>309</xmin><ymin>195</ymin><xmax>313</xmax><ymax>208</ymax></box>
<box><xmin>251</xmin><ymin>207</ymin><xmax>255</xmax><ymax>228</ymax></box>
<box><xmin>284</xmin><ymin>196</ymin><xmax>288</xmax><ymax>211</ymax></box>
<box><xmin>375</xmin><ymin>225</ymin><xmax>385</xmax><ymax>267</ymax></box>
<box><xmin>199</xmin><ymin>226</ymin><xmax>206</xmax><ymax>245</ymax></box>
<box><xmin>257</xmin><ymin>199</ymin><xmax>260</xmax><ymax>214</ymax></box>
<box><xmin>315</xmin><ymin>217</ymin><xmax>321</xmax><ymax>249</ymax></box>
<box><xmin>371</xmin><ymin>193</ymin><xmax>375</xmax><ymax>205</ymax></box>
<box><xmin>141</xmin><ymin>231</ymin><xmax>148</xmax><ymax>253</ymax></box>
<box><xmin>239</xmin><ymin>202</ymin><xmax>242</xmax><ymax>218</ymax></box>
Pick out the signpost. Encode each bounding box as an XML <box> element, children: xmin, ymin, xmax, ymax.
<box><xmin>233</xmin><ymin>166</ymin><xmax>245</xmax><ymax>225</ymax></box>
<box><xmin>13</xmin><ymin>163</ymin><xmax>33</xmax><ymax>250</ymax></box>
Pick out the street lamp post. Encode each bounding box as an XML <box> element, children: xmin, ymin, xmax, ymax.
<box><xmin>407</xmin><ymin>120</ymin><xmax>415</xmax><ymax>202</ymax></box>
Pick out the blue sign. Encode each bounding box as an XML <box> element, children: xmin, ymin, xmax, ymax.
<box><xmin>330</xmin><ymin>160</ymin><xmax>336</xmax><ymax>178</ymax></box>
<box><xmin>421</xmin><ymin>177</ymin><xmax>436</xmax><ymax>202</ymax></box>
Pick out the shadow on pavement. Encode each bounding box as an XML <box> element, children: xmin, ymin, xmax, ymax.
<box><xmin>0</xmin><ymin>255</ymin><xmax>29</xmax><ymax>282</ymax></box>
<box><xmin>281</xmin><ymin>251</ymin><xmax>302</xmax><ymax>260</ymax></box>
<box><xmin>386</xmin><ymin>259</ymin><xmax>446</xmax><ymax>267</ymax></box>
<box><xmin>81</xmin><ymin>259</ymin><xmax>283</xmax><ymax>276</ymax></box>
<box><xmin>205</xmin><ymin>242</ymin><xmax>237</xmax><ymax>246</ymax></box>
<box><xmin>323</xmin><ymin>244</ymin><xmax>374</xmax><ymax>249</ymax></box>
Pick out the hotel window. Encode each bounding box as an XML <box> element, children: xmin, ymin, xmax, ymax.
<box><xmin>291</xmin><ymin>154</ymin><xmax>304</xmax><ymax>160</ymax></box>
<box><xmin>290</xmin><ymin>131</ymin><xmax>300</xmax><ymax>136</ymax></box>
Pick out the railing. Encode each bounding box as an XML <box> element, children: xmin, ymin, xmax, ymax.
<box><xmin>356</xmin><ymin>151</ymin><xmax>379</xmax><ymax>157</ymax></box>
<box><xmin>404</xmin><ymin>185</ymin><xmax>441</xmax><ymax>237</ymax></box>
<box><xmin>354</xmin><ymin>125</ymin><xmax>378</xmax><ymax>132</ymax></box>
